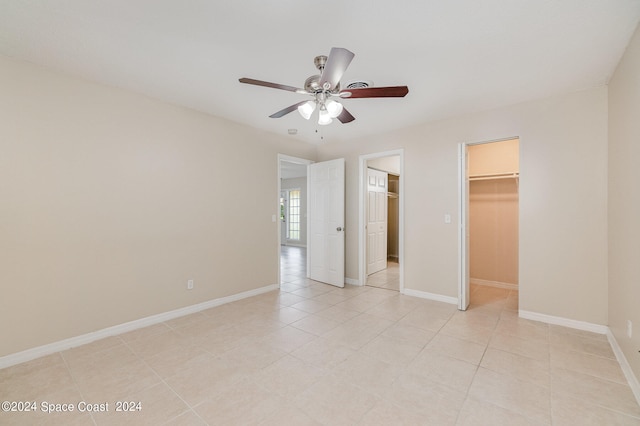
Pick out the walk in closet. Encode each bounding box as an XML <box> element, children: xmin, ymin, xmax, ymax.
<box><xmin>468</xmin><ymin>139</ymin><xmax>519</xmax><ymax>290</ymax></box>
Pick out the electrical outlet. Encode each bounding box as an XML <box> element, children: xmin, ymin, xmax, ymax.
<box><xmin>187</xmin><ymin>279</ymin><xmax>194</xmax><ymax>290</ymax></box>
<box><xmin>628</xmin><ymin>320</ymin><xmax>633</xmax><ymax>338</ymax></box>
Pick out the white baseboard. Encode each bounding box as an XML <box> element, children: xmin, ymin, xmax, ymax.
<box><xmin>470</xmin><ymin>278</ymin><xmax>518</xmax><ymax>290</ymax></box>
<box><xmin>402</xmin><ymin>288</ymin><xmax>458</xmax><ymax>305</ymax></box>
<box><xmin>0</xmin><ymin>283</ymin><xmax>279</xmax><ymax>370</ymax></box>
<box><xmin>606</xmin><ymin>329</ymin><xmax>640</xmax><ymax>405</ymax></box>
<box><xmin>518</xmin><ymin>310</ymin><xmax>609</xmax><ymax>334</ymax></box>
<box><xmin>345</xmin><ymin>277</ymin><xmax>361</xmax><ymax>286</ymax></box>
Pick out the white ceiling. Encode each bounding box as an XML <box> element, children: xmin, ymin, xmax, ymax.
<box><xmin>1</xmin><ymin>1</ymin><xmax>639</xmax><ymax>144</ymax></box>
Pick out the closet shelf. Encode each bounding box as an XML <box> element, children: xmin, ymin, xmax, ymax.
<box><xmin>469</xmin><ymin>172</ymin><xmax>519</xmax><ymax>181</ymax></box>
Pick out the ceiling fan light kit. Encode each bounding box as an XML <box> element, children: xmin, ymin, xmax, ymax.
<box><xmin>325</xmin><ymin>99</ymin><xmax>343</xmax><ymax>118</ymax></box>
<box><xmin>298</xmin><ymin>100</ymin><xmax>316</xmax><ymax>120</ymax></box>
<box><xmin>318</xmin><ymin>106</ymin><xmax>333</xmax><ymax>125</ymax></box>
<box><xmin>239</xmin><ymin>47</ymin><xmax>409</xmax><ymax>126</ymax></box>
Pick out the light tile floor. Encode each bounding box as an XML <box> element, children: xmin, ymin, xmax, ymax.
<box><xmin>366</xmin><ymin>261</ymin><xmax>400</xmax><ymax>291</ymax></box>
<box><xmin>0</xmin><ymin>248</ymin><xmax>638</xmax><ymax>425</ymax></box>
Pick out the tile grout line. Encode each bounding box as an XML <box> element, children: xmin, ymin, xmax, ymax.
<box><xmin>118</xmin><ymin>336</ymin><xmax>211</xmax><ymax>426</ymax></box>
<box><xmin>58</xmin><ymin>350</ymin><xmax>98</xmax><ymax>426</ymax></box>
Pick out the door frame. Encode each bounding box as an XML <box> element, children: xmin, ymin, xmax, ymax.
<box><xmin>358</xmin><ymin>149</ymin><xmax>404</xmax><ymax>291</ymax></box>
<box><xmin>277</xmin><ymin>154</ymin><xmax>313</xmax><ymax>287</ymax></box>
<box><xmin>458</xmin><ymin>136</ymin><xmax>519</xmax><ymax>310</ymax></box>
<box><xmin>458</xmin><ymin>143</ymin><xmax>470</xmax><ymax>310</ymax></box>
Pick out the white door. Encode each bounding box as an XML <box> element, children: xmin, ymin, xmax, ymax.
<box><xmin>367</xmin><ymin>168</ymin><xmax>388</xmax><ymax>275</ymax></box>
<box><xmin>308</xmin><ymin>158</ymin><xmax>345</xmax><ymax>287</ymax></box>
<box><xmin>458</xmin><ymin>144</ymin><xmax>470</xmax><ymax>310</ymax></box>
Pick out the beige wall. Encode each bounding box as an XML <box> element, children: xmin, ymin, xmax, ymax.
<box><xmin>317</xmin><ymin>87</ymin><xmax>608</xmax><ymax>324</ymax></box>
<box><xmin>0</xmin><ymin>55</ymin><xmax>316</xmax><ymax>357</ymax></box>
<box><xmin>608</xmin><ymin>24</ymin><xmax>640</xmax><ymax>379</ymax></box>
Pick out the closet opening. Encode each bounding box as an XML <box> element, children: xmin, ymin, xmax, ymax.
<box><xmin>459</xmin><ymin>138</ymin><xmax>519</xmax><ymax>311</ymax></box>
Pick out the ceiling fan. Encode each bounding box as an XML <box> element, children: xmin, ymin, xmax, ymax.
<box><xmin>239</xmin><ymin>47</ymin><xmax>409</xmax><ymax>126</ymax></box>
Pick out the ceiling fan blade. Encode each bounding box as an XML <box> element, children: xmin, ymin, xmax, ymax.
<box><xmin>319</xmin><ymin>48</ymin><xmax>355</xmax><ymax>91</ymax></box>
<box><xmin>239</xmin><ymin>78</ymin><xmax>306</xmax><ymax>94</ymax></box>
<box><xmin>336</xmin><ymin>107</ymin><xmax>355</xmax><ymax>124</ymax></box>
<box><xmin>340</xmin><ymin>86</ymin><xmax>409</xmax><ymax>98</ymax></box>
<box><xmin>269</xmin><ymin>101</ymin><xmax>308</xmax><ymax>118</ymax></box>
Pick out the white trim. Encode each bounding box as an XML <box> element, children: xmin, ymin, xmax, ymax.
<box><xmin>345</xmin><ymin>277</ymin><xmax>360</xmax><ymax>286</ymax></box>
<box><xmin>0</xmin><ymin>284</ymin><xmax>278</xmax><ymax>370</ymax></box>
<box><xmin>358</xmin><ymin>150</ymin><xmax>405</xmax><ymax>293</ymax></box>
<box><xmin>458</xmin><ymin>143</ymin><xmax>469</xmax><ymax>310</ymax></box>
<box><xmin>402</xmin><ymin>288</ymin><xmax>458</xmax><ymax>305</ymax></box>
<box><xmin>470</xmin><ymin>278</ymin><xmax>518</xmax><ymax>290</ymax></box>
<box><xmin>518</xmin><ymin>310</ymin><xmax>609</xmax><ymax>334</ymax></box>
<box><xmin>606</xmin><ymin>329</ymin><xmax>640</xmax><ymax>405</ymax></box>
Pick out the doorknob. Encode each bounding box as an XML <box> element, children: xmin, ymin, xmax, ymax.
<box><xmin>336</xmin><ymin>227</ymin><xmax>343</xmax><ymax>232</ymax></box>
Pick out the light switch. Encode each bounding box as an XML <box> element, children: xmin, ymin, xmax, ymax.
<box><xmin>271</xmin><ymin>215</ymin><xmax>276</xmax><ymax>222</ymax></box>
<box><xmin>444</xmin><ymin>213</ymin><xmax>452</xmax><ymax>224</ymax></box>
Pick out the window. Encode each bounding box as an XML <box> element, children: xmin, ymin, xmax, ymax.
<box><xmin>279</xmin><ymin>192</ymin><xmax>286</xmax><ymax>222</ymax></box>
<box><xmin>288</xmin><ymin>189</ymin><xmax>301</xmax><ymax>240</ymax></box>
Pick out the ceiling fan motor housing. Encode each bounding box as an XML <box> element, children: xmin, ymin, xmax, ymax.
<box><xmin>304</xmin><ymin>75</ymin><xmax>341</xmax><ymax>94</ymax></box>
<box><xmin>304</xmin><ymin>75</ymin><xmax>322</xmax><ymax>93</ymax></box>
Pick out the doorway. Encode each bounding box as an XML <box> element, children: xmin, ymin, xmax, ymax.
<box><xmin>278</xmin><ymin>154</ymin><xmax>312</xmax><ymax>287</ymax></box>
<box><xmin>459</xmin><ymin>138</ymin><xmax>519</xmax><ymax>311</ymax></box>
<box><xmin>359</xmin><ymin>150</ymin><xmax>404</xmax><ymax>292</ymax></box>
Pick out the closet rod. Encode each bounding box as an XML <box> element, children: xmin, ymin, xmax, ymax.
<box><xmin>469</xmin><ymin>172</ymin><xmax>519</xmax><ymax>181</ymax></box>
